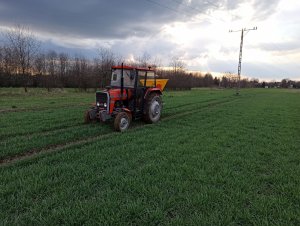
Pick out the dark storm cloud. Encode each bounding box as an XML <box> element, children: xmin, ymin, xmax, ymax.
<box><xmin>0</xmin><ymin>0</ymin><xmax>281</xmax><ymax>40</ymax></box>
<box><xmin>0</xmin><ymin>0</ymin><xmax>216</xmax><ymax>39</ymax></box>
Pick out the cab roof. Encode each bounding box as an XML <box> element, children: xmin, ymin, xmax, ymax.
<box><xmin>112</xmin><ymin>65</ymin><xmax>154</xmax><ymax>72</ymax></box>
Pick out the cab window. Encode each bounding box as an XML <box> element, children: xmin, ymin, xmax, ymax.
<box><xmin>112</xmin><ymin>73</ymin><xmax>118</xmax><ymax>81</ymax></box>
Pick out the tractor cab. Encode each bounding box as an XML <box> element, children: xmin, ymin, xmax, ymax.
<box><xmin>110</xmin><ymin>66</ymin><xmax>156</xmax><ymax>89</ymax></box>
<box><xmin>110</xmin><ymin>67</ymin><xmax>136</xmax><ymax>88</ymax></box>
<box><xmin>85</xmin><ymin>64</ymin><xmax>168</xmax><ymax>132</ymax></box>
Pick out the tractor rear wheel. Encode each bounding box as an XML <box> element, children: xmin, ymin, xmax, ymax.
<box><xmin>144</xmin><ymin>93</ymin><xmax>162</xmax><ymax>123</ymax></box>
<box><xmin>114</xmin><ymin>112</ymin><xmax>131</xmax><ymax>132</ymax></box>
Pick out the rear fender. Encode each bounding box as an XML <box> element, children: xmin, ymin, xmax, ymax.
<box><xmin>144</xmin><ymin>88</ymin><xmax>162</xmax><ymax>99</ymax></box>
<box><xmin>122</xmin><ymin>108</ymin><xmax>132</xmax><ymax>118</ymax></box>
<box><xmin>122</xmin><ymin>108</ymin><xmax>131</xmax><ymax>113</ymax></box>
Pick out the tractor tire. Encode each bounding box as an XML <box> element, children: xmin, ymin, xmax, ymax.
<box><xmin>144</xmin><ymin>93</ymin><xmax>162</xmax><ymax>123</ymax></box>
<box><xmin>114</xmin><ymin>112</ymin><xmax>131</xmax><ymax>132</ymax></box>
<box><xmin>84</xmin><ymin>110</ymin><xmax>92</xmax><ymax>124</ymax></box>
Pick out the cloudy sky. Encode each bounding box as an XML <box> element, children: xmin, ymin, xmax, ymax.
<box><xmin>0</xmin><ymin>0</ymin><xmax>300</xmax><ymax>81</ymax></box>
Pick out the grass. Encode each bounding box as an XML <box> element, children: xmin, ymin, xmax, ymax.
<box><xmin>0</xmin><ymin>88</ymin><xmax>299</xmax><ymax>225</ymax></box>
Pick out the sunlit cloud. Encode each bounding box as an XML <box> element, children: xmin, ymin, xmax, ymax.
<box><xmin>0</xmin><ymin>0</ymin><xmax>299</xmax><ymax>80</ymax></box>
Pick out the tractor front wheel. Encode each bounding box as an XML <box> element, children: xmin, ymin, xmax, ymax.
<box><xmin>114</xmin><ymin>112</ymin><xmax>131</xmax><ymax>132</ymax></box>
<box><xmin>144</xmin><ymin>93</ymin><xmax>162</xmax><ymax>123</ymax></box>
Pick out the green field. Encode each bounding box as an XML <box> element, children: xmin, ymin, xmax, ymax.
<box><xmin>0</xmin><ymin>88</ymin><xmax>299</xmax><ymax>225</ymax></box>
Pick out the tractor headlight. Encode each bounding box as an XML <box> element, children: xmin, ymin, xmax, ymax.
<box><xmin>96</xmin><ymin>102</ymin><xmax>100</xmax><ymax>107</ymax></box>
<box><xmin>104</xmin><ymin>103</ymin><xmax>107</xmax><ymax>108</ymax></box>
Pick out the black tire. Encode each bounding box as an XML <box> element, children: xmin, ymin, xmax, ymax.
<box><xmin>114</xmin><ymin>112</ymin><xmax>131</xmax><ymax>132</ymax></box>
<box><xmin>144</xmin><ymin>93</ymin><xmax>162</xmax><ymax>123</ymax></box>
<box><xmin>84</xmin><ymin>110</ymin><xmax>91</xmax><ymax>124</ymax></box>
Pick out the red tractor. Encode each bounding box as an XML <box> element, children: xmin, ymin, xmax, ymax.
<box><xmin>84</xmin><ymin>64</ymin><xmax>168</xmax><ymax>132</ymax></box>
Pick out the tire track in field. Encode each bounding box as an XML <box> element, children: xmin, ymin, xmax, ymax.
<box><xmin>162</xmin><ymin>98</ymin><xmax>238</xmax><ymax>120</ymax></box>
<box><xmin>1</xmin><ymin>96</ymin><xmax>232</xmax><ymax>140</ymax></box>
<box><xmin>0</xmin><ymin>97</ymin><xmax>238</xmax><ymax>166</ymax></box>
<box><xmin>163</xmin><ymin>96</ymin><xmax>237</xmax><ymax>114</ymax></box>
<box><xmin>0</xmin><ymin>132</ymin><xmax>115</xmax><ymax>166</ymax></box>
<box><xmin>0</xmin><ymin>122</ymin><xmax>84</xmax><ymax>140</ymax></box>
<box><xmin>0</xmin><ymin>96</ymin><xmax>231</xmax><ymax>139</ymax></box>
<box><xmin>0</xmin><ymin>107</ymin><xmax>87</xmax><ymax>139</ymax></box>
<box><xmin>163</xmin><ymin>95</ymin><xmax>234</xmax><ymax>111</ymax></box>
<box><xmin>163</xmin><ymin>98</ymin><xmax>218</xmax><ymax>110</ymax></box>
<box><xmin>162</xmin><ymin>96</ymin><xmax>235</xmax><ymax>118</ymax></box>
<box><xmin>0</xmin><ymin>102</ymin><xmax>89</xmax><ymax>114</ymax></box>
<box><xmin>0</xmin><ymin>124</ymin><xmax>87</xmax><ymax>152</ymax></box>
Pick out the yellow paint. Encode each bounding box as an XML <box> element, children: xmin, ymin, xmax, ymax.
<box><xmin>139</xmin><ymin>79</ymin><xmax>169</xmax><ymax>91</ymax></box>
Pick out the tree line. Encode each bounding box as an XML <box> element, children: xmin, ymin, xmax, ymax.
<box><xmin>1</xmin><ymin>25</ymin><xmax>299</xmax><ymax>91</ymax></box>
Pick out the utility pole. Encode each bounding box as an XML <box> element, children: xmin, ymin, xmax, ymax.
<box><xmin>229</xmin><ymin>27</ymin><xmax>257</xmax><ymax>95</ymax></box>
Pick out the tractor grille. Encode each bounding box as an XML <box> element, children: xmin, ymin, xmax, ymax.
<box><xmin>96</xmin><ymin>92</ymin><xmax>109</xmax><ymax>109</ymax></box>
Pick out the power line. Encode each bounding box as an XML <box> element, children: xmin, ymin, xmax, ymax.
<box><xmin>142</xmin><ymin>0</ymin><xmax>237</xmax><ymax>44</ymax></box>
<box><xmin>171</xmin><ymin>0</ymin><xmax>227</xmax><ymax>23</ymax></box>
<box><xmin>143</xmin><ymin>0</ymin><xmax>226</xmax><ymax>23</ymax></box>
<box><xmin>144</xmin><ymin>0</ymin><xmax>183</xmax><ymax>15</ymax></box>
<box><xmin>229</xmin><ymin>27</ymin><xmax>257</xmax><ymax>95</ymax></box>
<box><xmin>171</xmin><ymin>0</ymin><xmax>219</xmax><ymax>12</ymax></box>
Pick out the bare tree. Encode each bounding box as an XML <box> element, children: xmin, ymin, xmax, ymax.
<box><xmin>115</xmin><ymin>54</ymin><xmax>125</xmax><ymax>66</ymax></box>
<box><xmin>98</xmin><ymin>47</ymin><xmax>115</xmax><ymax>87</ymax></box>
<box><xmin>44</xmin><ymin>50</ymin><xmax>59</xmax><ymax>91</ymax></box>
<box><xmin>150</xmin><ymin>56</ymin><xmax>162</xmax><ymax>70</ymax></box>
<box><xmin>34</xmin><ymin>53</ymin><xmax>46</xmax><ymax>75</ymax></box>
<box><xmin>58</xmin><ymin>52</ymin><xmax>69</xmax><ymax>88</ymax></box>
<box><xmin>80</xmin><ymin>56</ymin><xmax>89</xmax><ymax>91</ymax></box>
<box><xmin>1</xmin><ymin>46</ymin><xmax>16</xmax><ymax>75</ymax></box>
<box><xmin>5</xmin><ymin>25</ymin><xmax>40</xmax><ymax>92</ymax></box>
<box><xmin>0</xmin><ymin>46</ymin><xmax>3</xmax><ymax>74</ymax></box>
<box><xmin>59</xmin><ymin>52</ymin><xmax>69</xmax><ymax>77</ymax></box>
<box><xmin>47</xmin><ymin>50</ymin><xmax>58</xmax><ymax>77</ymax></box>
<box><xmin>203</xmin><ymin>73</ymin><xmax>214</xmax><ymax>87</ymax></box>
<box><xmin>170</xmin><ymin>56</ymin><xmax>186</xmax><ymax>74</ymax></box>
<box><xmin>281</xmin><ymin>78</ymin><xmax>289</xmax><ymax>88</ymax></box>
<box><xmin>137</xmin><ymin>52</ymin><xmax>151</xmax><ymax>67</ymax></box>
<box><xmin>72</xmin><ymin>55</ymin><xmax>87</xmax><ymax>91</ymax></box>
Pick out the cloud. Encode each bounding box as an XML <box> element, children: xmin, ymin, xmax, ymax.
<box><xmin>0</xmin><ymin>0</ymin><xmax>283</xmax><ymax>41</ymax></box>
<box><xmin>0</xmin><ymin>0</ymin><xmax>213</xmax><ymax>40</ymax></box>
<box><xmin>257</xmin><ymin>41</ymin><xmax>300</xmax><ymax>53</ymax></box>
<box><xmin>251</xmin><ymin>0</ymin><xmax>281</xmax><ymax>20</ymax></box>
<box><xmin>0</xmin><ymin>0</ymin><xmax>299</xmax><ymax>80</ymax></box>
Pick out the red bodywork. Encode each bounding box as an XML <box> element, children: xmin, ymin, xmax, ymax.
<box><xmin>107</xmin><ymin>89</ymin><xmax>133</xmax><ymax>114</ymax></box>
<box><xmin>89</xmin><ymin>65</ymin><xmax>165</xmax><ymax>124</ymax></box>
<box><xmin>105</xmin><ymin>87</ymin><xmax>162</xmax><ymax>114</ymax></box>
<box><xmin>106</xmin><ymin>65</ymin><xmax>162</xmax><ymax>115</ymax></box>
